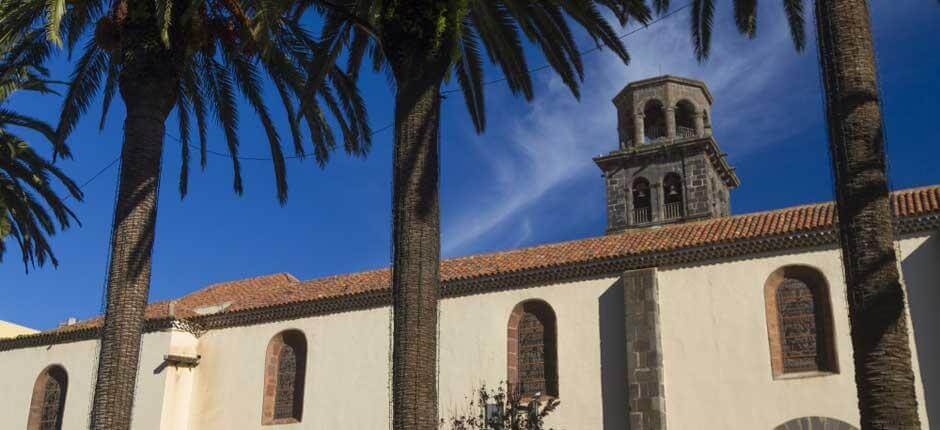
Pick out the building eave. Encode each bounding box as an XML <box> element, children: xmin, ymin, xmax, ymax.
<box><xmin>2</xmin><ymin>210</ymin><xmax>936</xmax><ymax>352</ymax></box>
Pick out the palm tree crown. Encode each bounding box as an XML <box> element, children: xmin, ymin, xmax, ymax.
<box><xmin>0</xmin><ymin>31</ymin><xmax>82</xmax><ymax>269</ymax></box>
<box><xmin>1</xmin><ymin>0</ymin><xmax>372</xmax><ymax>203</ymax></box>
<box><xmin>300</xmin><ymin>0</ymin><xmax>654</xmax><ymax>131</ymax></box>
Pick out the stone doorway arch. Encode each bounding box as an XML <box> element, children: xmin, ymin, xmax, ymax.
<box><xmin>774</xmin><ymin>417</ymin><xmax>858</xmax><ymax>430</ymax></box>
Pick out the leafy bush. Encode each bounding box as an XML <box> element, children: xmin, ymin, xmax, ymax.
<box><xmin>441</xmin><ymin>382</ymin><xmax>560</xmax><ymax>430</ymax></box>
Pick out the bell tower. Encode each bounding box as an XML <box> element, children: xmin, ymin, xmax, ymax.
<box><xmin>594</xmin><ymin>76</ymin><xmax>740</xmax><ymax>233</ymax></box>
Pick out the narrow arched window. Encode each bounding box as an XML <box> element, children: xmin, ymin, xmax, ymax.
<box><xmin>643</xmin><ymin>100</ymin><xmax>667</xmax><ymax>142</ymax></box>
<box><xmin>675</xmin><ymin>100</ymin><xmax>697</xmax><ymax>138</ymax></box>
<box><xmin>27</xmin><ymin>365</ymin><xmax>68</xmax><ymax>430</ymax></box>
<box><xmin>262</xmin><ymin>330</ymin><xmax>307</xmax><ymax>425</ymax></box>
<box><xmin>663</xmin><ymin>173</ymin><xmax>684</xmax><ymax>220</ymax></box>
<box><xmin>632</xmin><ymin>177</ymin><xmax>652</xmax><ymax>224</ymax></box>
<box><xmin>764</xmin><ymin>266</ymin><xmax>838</xmax><ymax>378</ymax></box>
<box><xmin>508</xmin><ymin>300</ymin><xmax>558</xmax><ymax>400</ymax></box>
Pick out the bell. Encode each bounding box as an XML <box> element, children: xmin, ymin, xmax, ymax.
<box><xmin>668</xmin><ymin>186</ymin><xmax>679</xmax><ymax>196</ymax></box>
<box><xmin>636</xmin><ymin>189</ymin><xmax>647</xmax><ymax>198</ymax></box>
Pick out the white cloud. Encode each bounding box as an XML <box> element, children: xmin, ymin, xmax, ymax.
<box><xmin>443</xmin><ymin>3</ymin><xmax>818</xmax><ymax>256</ymax></box>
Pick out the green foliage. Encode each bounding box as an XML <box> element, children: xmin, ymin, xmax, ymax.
<box><xmin>0</xmin><ymin>30</ymin><xmax>82</xmax><ymax>270</ymax></box>
<box><xmin>296</xmin><ymin>0</ymin><xmax>654</xmax><ymax>134</ymax></box>
<box><xmin>690</xmin><ymin>0</ymin><xmax>807</xmax><ymax>61</ymax></box>
<box><xmin>442</xmin><ymin>382</ymin><xmax>560</xmax><ymax>430</ymax></box>
<box><xmin>0</xmin><ymin>0</ymin><xmax>372</xmax><ymax>204</ymax></box>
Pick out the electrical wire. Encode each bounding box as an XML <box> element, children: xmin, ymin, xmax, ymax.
<box><xmin>63</xmin><ymin>3</ymin><xmax>691</xmax><ymax>193</ymax></box>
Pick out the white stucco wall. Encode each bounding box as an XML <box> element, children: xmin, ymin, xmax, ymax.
<box><xmin>0</xmin><ymin>233</ymin><xmax>935</xmax><ymax>429</ymax></box>
<box><xmin>657</xmin><ymin>238</ymin><xmax>933</xmax><ymax>429</ymax></box>
<box><xmin>188</xmin><ymin>308</ymin><xmax>392</xmax><ymax>429</ymax></box>
<box><xmin>0</xmin><ymin>332</ymin><xmax>172</xmax><ymax>430</ymax></box>
<box><xmin>900</xmin><ymin>232</ymin><xmax>940</xmax><ymax>426</ymax></box>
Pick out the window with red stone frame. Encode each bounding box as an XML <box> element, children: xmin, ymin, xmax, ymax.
<box><xmin>507</xmin><ymin>300</ymin><xmax>558</xmax><ymax>400</ymax></box>
<box><xmin>26</xmin><ymin>365</ymin><xmax>68</xmax><ymax>430</ymax></box>
<box><xmin>262</xmin><ymin>330</ymin><xmax>307</xmax><ymax>425</ymax></box>
<box><xmin>764</xmin><ymin>266</ymin><xmax>838</xmax><ymax>379</ymax></box>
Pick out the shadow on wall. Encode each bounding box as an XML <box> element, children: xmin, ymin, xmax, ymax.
<box><xmin>901</xmin><ymin>233</ymin><xmax>940</xmax><ymax>426</ymax></box>
<box><xmin>598</xmin><ymin>280</ymin><xmax>628</xmax><ymax>429</ymax></box>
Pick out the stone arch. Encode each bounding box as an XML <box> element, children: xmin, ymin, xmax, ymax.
<box><xmin>642</xmin><ymin>99</ymin><xmax>667</xmax><ymax>142</ymax></box>
<box><xmin>507</xmin><ymin>299</ymin><xmax>558</xmax><ymax>400</ymax></box>
<box><xmin>631</xmin><ymin>177</ymin><xmax>652</xmax><ymax>224</ymax></box>
<box><xmin>675</xmin><ymin>99</ymin><xmax>698</xmax><ymax>138</ymax></box>
<box><xmin>662</xmin><ymin>173</ymin><xmax>684</xmax><ymax>220</ymax></box>
<box><xmin>774</xmin><ymin>417</ymin><xmax>858</xmax><ymax>430</ymax></box>
<box><xmin>764</xmin><ymin>265</ymin><xmax>838</xmax><ymax>378</ymax></box>
<box><xmin>262</xmin><ymin>329</ymin><xmax>307</xmax><ymax>425</ymax></box>
<box><xmin>26</xmin><ymin>364</ymin><xmax>68</xmax><ymax>430</ymax></box>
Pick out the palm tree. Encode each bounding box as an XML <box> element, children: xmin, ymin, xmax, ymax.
<box><xmin>688</xmin><ymin>0</ymin><xmax>923</xmax><ymax>427</ymax></box>
<box><xmin>0</xmin><ymin>30</ymin><xmax>82</xmax><ymax>270</ymax></box>
<box><xmin>0</xmin><ymin>2</ymin><xmax>370</xmax><ymax>429</ymax></box>
<box><xmin>297</xmin><ymin>1</ymin><xmax>653</xmax><ymax>428</ymax></box>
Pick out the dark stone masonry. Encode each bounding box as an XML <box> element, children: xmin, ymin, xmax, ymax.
<box><xmin>594</xmin><ymin>76</ymin><xmax>739</xmax><ymax>233</ymax></box>
<box><xmin>622</xmin><ymin>268</ymin><xmax>667</xmax><ymax>430</ymax></box>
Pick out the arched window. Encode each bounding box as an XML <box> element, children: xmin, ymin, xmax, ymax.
<box><xmin>643</xmin><ymin>100</ymin><xmax>667</xmax><ymax>142</ymax></box>
<box><xmin>262</xmin><ymin>330</ymin><xmax>307</xmax><ymax>425</ymax></box>
<box><xmin>675</xmin><ymin>100</ymin><xmax>697</xmax><ymax>138</ymax></box>
<box><xmin>764</xmin><ymin>266</ymin><xmax>838</xmax><ymax>378</ymax></box>
<box><xmin>27</xmin><ymin>365</ymin><xmax>68</xmax><ymax>430</ymax></box>
<box><xmin>632</xmin><ymin>177</ymin><xmax>652</xmax><ymax>224</ymax></box>
<box><xmin>508</xmin><ymin>300</ymin><xmax>558</xmax><ymax>400</ymax></box>
<box><xmin>662</xmin><ymin>173</ymin><xmax>684</xmax><ymax>220</ymax></box>
<box><xmin>775</xmin><ymin>417</ymin><xmax>858</xmax><ymax>430</ymax></box>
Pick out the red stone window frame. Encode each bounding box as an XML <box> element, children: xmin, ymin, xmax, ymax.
<box><xmin>26</xmin><ymin>365</ymin><xmax>68</xmax><ymax>430</ymax></box>
<box><xmin>261</xmin><ymin>330</ymin><xmax>307</xmax><ymax>425</ymax></box>
<box><xmin>764</xmin><ymin>265</ymin><xmax>839</xmax><ymax>379</ymax></box>
<box><xmin>507</xmin><ymin>300</ymin><xmax>558</xmax><ymax>401</ymax></box>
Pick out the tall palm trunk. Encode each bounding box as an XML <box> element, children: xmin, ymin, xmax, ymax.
<box><xmin>390</xmin><ymin>75</ymin><xmax>442</xmax><ymax>430</ymax></box>
<box><xmin>815</xmin><ymin>1</ymin><xmax>921</xmax><ymax>427</ymax></box>
<box><xmin>89</xmin><ymin>70</ymin><xmax>176</xmax><ymax>429</ymax></box>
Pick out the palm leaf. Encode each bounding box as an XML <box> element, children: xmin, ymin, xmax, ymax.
<box><xmin>734</xmin><ymin>0</ymin><xmax>758</xmax><ymax>38</ymax></box>
<box><xmin>782</xmin><ymin>0</ymin><xmax>806</xmax><ymax>51</ymax></box>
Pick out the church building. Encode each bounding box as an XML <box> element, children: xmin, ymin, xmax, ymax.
<box><xmin>1</xmin><ymin>76</ymin><xmax>938</xmax><ymax>430</ymax></box>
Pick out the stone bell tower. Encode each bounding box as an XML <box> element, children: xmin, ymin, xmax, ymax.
<box><xmin>594</xmin><ymin>76</ymin><xmax>740</xmax><ymax>233</ymax></box>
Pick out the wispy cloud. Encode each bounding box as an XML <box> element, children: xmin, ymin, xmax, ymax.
<box><xmin>442</xmin><ymin>3</ymin><xmax>818</xmax><ymax>256</ymax></box>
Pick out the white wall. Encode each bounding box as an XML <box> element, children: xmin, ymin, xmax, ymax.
<box><xmin>188</xmin><ymin>308</ymin><xmax>392</xmax><ymax>429</ymax></box>
<box><xmin>438</xmin><ymin>278</ymin><xmax>626</xmax><ymax>429</ymax></box>
<box><xmin>185</xmin><ymin>277</ymin><xmax>626</xmax><ymax>429</ymax></box>
<box><xmin>900</xmin><ymin>233</ymin><xmax>940</xmax><ymax>426</ymax></box>
<box><xmin>0</xmin><ymin>234</ymin><xmax>935</xmax><ymax>429</ymax></box>
<box><xmin>657</xmin><ymin>240</ymin><xmax>933</xmax><ymax>429</ymax></box>
<box><xmin>0</xmin><ymin>332</ymin><xmax>172</xmax><ymax>430</ymax></box>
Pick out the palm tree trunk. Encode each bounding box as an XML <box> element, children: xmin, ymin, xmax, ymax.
<box><xmin>89</xmin><ymin>74</ymin><xmax>175</xmax><ymax>430</ymax></box>
<box><xmin>391</xmin><ymin>76</ymin><xmax>442</xmax><ymax>430</ymax></box>
<box><xmin>814</xmin><ymin>1</ymin><xmax>921</xmax><ymax>428</ymax></box>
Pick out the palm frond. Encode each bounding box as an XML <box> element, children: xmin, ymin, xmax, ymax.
<box><xmin>155</xmin><ymin>0</ymin><xmax>173</xmax><ymax>47</ymax></box>
<box><xmin>455</xmin><ymin>21</ymin><xmax>485</xmax><ymax>132</ymax></box>
<box><xmin>734</xmin><ymin>0</ymin><xmax>758</xmax><ymax>38</ymax></box>
<box><xmin>782</xmin><ymin>0</ymin><xmax>806</xmax><ymax>51</ymax></box>
<box><xmin>224</xmin><ymin>45</ymin><xmax>288</xmax><ymax>203</ymax></box>
<box><xmin>691</xmin><ymin>0</ymin><xmax>715</xmax><ymax>61</ymax></box>
<box><xmin>43</xmin><ymin>0</ymin><xmax>67</xmax><ymax>46</ymax></box>
<box><xmin>56</xmin><ymin>40</ymin><xmax>108</xmax><ymax>158</ymax></box>
<box><xmin>176</xmin><ymin>89</ymin><xmax>192</xmax><ymax>198</ymax></box>
<box><xmin>202</xmin><ymin>54</ymin><xmax>243</xmax><ymax>195</ymax></box>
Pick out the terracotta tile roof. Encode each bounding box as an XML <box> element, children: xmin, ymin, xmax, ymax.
<box><xmin>61</xmin><ymin>185</ymin><xmax>940</xmax><ymax>331</ymax></box>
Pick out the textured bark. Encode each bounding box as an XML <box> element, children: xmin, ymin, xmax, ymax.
<box><xmin>89</xmin><ymin>72</ymin><xmax>176</xmax><ymax>430</ymax></box>
<box><xmin>814</xmin><ymin>1</ymin><xmax>921</xmax><ymax>428</ymax></box>
<box><xmin>390</xmin><ymin>76</ymin><xmax>442</xmax><ymax>430</ymax></box>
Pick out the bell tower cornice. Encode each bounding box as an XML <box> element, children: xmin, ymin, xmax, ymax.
<box><xmin>596</xmin><ymin>75</ymin><xmax>739</xmax><ymax>234</ymax></box>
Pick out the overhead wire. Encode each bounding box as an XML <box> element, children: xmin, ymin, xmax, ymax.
<box><xmin>64</xmin><ymin>2</ymin><xmax>691</xmax><ymax>192</ymax></box>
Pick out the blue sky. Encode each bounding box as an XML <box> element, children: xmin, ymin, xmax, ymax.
<box><xmin>2</xmin><ymin>2</ymin><xmax>939</xmax><ymax>330</ymax></box>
